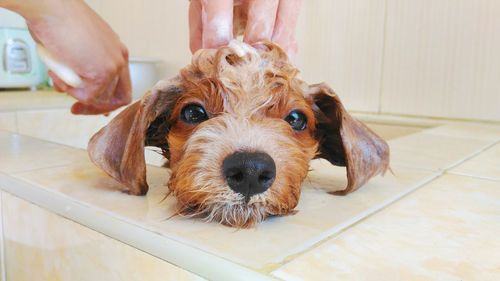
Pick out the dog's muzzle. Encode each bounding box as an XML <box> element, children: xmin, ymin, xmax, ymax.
<box><xmin>222</xmin><ymin>151</ymin><xmax>276</xmax><ymax>202</ymax></box>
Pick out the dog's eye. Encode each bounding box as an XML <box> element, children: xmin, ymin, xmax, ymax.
<box><xmin>181</xmin><ymin>104</ymin><xmax>209</xmax><ymax>124</ymax></box>
<box><xmin>285</xmin><ymin>110</ymin><xmax>307</xmax><ymax>131</ymax></box>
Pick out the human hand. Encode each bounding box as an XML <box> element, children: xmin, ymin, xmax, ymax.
<box><xmin>189</xmin><ymin>0</ymin><xmax>301</xmax><ymax>59</ymax></box>
<box><xmin>7</xmin><ymin>0</ymin><xmax>132</xmax><ymax>115</ymax></box>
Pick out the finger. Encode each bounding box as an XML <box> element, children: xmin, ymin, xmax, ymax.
<box><xmin>112</xmin><ymin>62</ymin><xmax>132</xmax><ymax>107</ymax></box>
<box><xmin>233</xmin><ymin>1</ymin><xmax>248</xmax><ymax>37</ymax></box>
<box><xmin>200</xmin><ymin>0</ymin><xmax>234</xmax><ymax>49</ymax></box>
<box><xmin>48</xmin><ymin>70</ymin><xmax>70</xmax><ymax>93</ymax></box>
<box><xmin>110</xmin><ymin>44</ymin><xmax>132</xmax><ymax>106</ymax></box>
<box><xmin>189</xmin><ymin>0</ymin><xmax>203</xmax><ymax>53</ymax></box>
<box><xmin>271</xmin><ymin>0</ymin><xmax>302</xmax><ymax>59</ymax></box>
<box><xmin>69</xmin><ymin>75</ymin><xmax>118</xmax><ymax>106</ymax></box>
<box><xmin>243</xmin><ymin>0</ymin><xmax>279</xmax><ymax>44</ymax></box>
<box><xmin>71</xmin><ymin>102</ymin><xmax>114</xmax><ymax>115</ymax></box>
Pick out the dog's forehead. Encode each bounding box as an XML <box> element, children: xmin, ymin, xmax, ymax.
<box><xmin>185</xmin><ymin>41</ymin><xmax>308</xmax><ymax>113</ymax></box>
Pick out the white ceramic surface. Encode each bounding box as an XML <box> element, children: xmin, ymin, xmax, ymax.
<box><xmin>129</xmin><ymin>58</ymin><xmax>161</xmax><ymax>99</ymax></box>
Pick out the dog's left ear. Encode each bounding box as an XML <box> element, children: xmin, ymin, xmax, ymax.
<box><xmin>306</xmin><ymin>83</ymin><xmax>390</xmax><ymax>195</ymax></box>
<box><xmin>88</xmin><ymin>79</ymin><xmax>182</xmax><ymax>195</ymax></box>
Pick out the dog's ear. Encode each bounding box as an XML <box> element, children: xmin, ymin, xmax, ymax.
<box><xmin>88</xmin><ymin>79</ymin><xmax>182</xmax><ymax>195</ymax></box>
<box><xmin>307</xmin><ymin>83</ymin><xmax>390</xmax><ymax>195</ymax></box>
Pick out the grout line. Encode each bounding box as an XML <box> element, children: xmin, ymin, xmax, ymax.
<box><xmin>352</xmin><ymin>111</ymin><xmax>500</xmax><ymax>126</ymax></box>
<box><xmin>270</xmin><ymin>139</ymin><xmax>500</xmax><ymax>273</ymax></box>
<box><xmin>377</xmin><ymin>0</ymin><xmax>390</xmax><ymax>114</ymax></box>
<box><xmin>445</xmin><ymin>171</ymin><xmax>500</xmax><ymax>183</ymax></box>
<box><xmin>7</xmin><ymin>162</ymin><xmax>81</xmax><ymax>176</ymax></box>
<box><xmin>441</xmin><ymin>139</ymin><xmax>500</xmax><ymax>182</ymax></box>
<box><xmin>443</xmin><ymin>139</ymin><xmax>500</xmax><ymax>172</ymax></box>
<box><xmin>268</xmin><ymin>169</ymin><xmax>444</xmax><ymax>274</ymax></box>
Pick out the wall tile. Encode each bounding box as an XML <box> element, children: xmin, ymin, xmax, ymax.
<box><xmin>85</xmin><ymin>0</ymin><xmax>192</xmax><ymax>79</ymax></box>
<box><xmin>381</xmin><ymin>0</ymin><xmax>500</xmax><ymax>121</ymax></box>
<box><xmin>297</xmin><ymin>0</ymin><xmax>386</xmax><ymax>112</ymax></box>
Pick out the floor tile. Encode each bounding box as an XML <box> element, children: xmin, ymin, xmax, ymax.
<box><xmin>424</xmin><ymin>123</ymin><xmax>500</xmax><ymax>142</ymax></box>
<box><xmin>0</xmin><ymin>132</ymin><xmax>87</xmax><ymax>173</ymax></box>
<box><xmin>12</xmin><ymin>156</ymin><xmax>437</xmax><ymax>270</ymax></box>
<box><xmin>0</xmin><ymin>192</ymin><xmax>4</xmax><ymax>281</ymax></box>
<box><xmin>15</xmin><ymin>109</ymin><xmax>164</xmax><ymax>167</ymax></box>
<box><xmin>0</xmin><ymin>91</ymin><xmax>73</xmax><ymax>111</ymax></box>
<box><xmin>2</xmin><ymin>192</ymin><xmax>205</xmax><ymax>281</ymax></box>
<box><xmin>16</xmin><ymin>109</ymin><xmax>118</xmax><ymax>149</ymax></box>
<box><xmin>450</xmin><ymin>142</ymin><xmax>500</xmax><ymax>181</ymax></box>
<box><xmin>365</xmin><ymin>123</ymin><xmax>423</xmax><ymax>140</ymax></box>
<box><xmin>388</xmin><ymin>130</ymin><xmax>493</xmax><ymax>171</ymax></box>
<box><xmin>0</xmin><ymin>112</ymin><xmax>16</xmax><ymax>132</ymax></box>
<box><xmin>272</xmin><ymin>174</ymin><xmax>500</xmax><ymax>281</ymax></box>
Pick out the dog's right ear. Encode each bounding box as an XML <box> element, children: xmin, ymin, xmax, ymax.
<box><xmin>88</xmin><ymin>79</ymin><xmax>183</xmax><ymax>195</ymax></box>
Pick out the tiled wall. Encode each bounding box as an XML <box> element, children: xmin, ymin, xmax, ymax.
<box><xmin>0</xmin><ymin>192</ymin><xmax>204</xmax><ymax>281</ymax></box>
<box><xmin>380</xmin><ymin>0</ymin><xmax>500</xmax><ymax>121</ymax></box>
<box><xmin>84</xmin><ymin>0</ymin><xmax>500</xmax><ymax>122</ymax></box>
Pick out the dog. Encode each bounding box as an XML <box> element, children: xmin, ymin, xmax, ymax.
<box><xmin>88</xmin><ymin>40</ymin><xmax>390</xmax><ymax>228</ymax></box>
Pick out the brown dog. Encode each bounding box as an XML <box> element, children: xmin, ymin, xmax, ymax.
<box><xmin>88</xmin><ymin>41</ymin><xmax>389</xmax><ymax>227</ymax></box>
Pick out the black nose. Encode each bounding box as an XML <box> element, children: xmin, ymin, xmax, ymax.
<box><xmin>222</xmin><ymin>152</ymin><xmax>276</xmax><ymax>200</ymax></box>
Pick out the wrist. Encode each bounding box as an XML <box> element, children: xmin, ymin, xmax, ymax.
<box><xmin>0</xmin><ymin>0</ymin><xmax>69</xmax><ymax>21</ymax></box>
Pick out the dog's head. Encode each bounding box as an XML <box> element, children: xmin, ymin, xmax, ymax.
<box><xmin>88</xmin><ymin>41</ymin><xmax>389</xmax><ymax>227</ymax></box>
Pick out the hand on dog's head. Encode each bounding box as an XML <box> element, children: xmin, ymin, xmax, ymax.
<box><xmin>88</xmin><ymin>40</ymin><xmax>390</xmax><ymax>228</ymax></box>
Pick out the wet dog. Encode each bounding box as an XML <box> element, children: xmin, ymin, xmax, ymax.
<box><xmin>88</xmin><ymin>41</ymin><xmax>389</xmax><ymax>227</ymax></box>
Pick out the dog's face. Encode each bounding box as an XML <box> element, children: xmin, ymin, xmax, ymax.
<box><xmin>88</xmin><ymin>41</ymin><xmax>389</xmax><ymax>227</ymax></box>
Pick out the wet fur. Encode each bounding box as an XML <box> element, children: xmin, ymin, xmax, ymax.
<box><xmin>88</xmin><ymin>41</ymin><xmax>389</xmax><ymax>228</ymax></box>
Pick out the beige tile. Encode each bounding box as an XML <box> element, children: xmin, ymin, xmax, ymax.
<box><xmin>12</xmin><ymin>154</ymin><xmax>437</xmax><ymax>270</ymax></box>
<box><xmin>145</xmin><ymin>149</ymin><xmax>168</xmax><ymax>167</ymax></box>
<box><xmin>424</xmin><ymin>123</ymin><xmax>500</xmax><ymax>142</ymax></box>
<box><xmin>16</xmin><ymin>109</ymin><xmax>117</xmax><ymax>149</ymax></box>
<box><xmin>0</xmin><ymin>192</ymin><xmax>4</xmax><ymax>281</ymax></box>
<box><xmin>16</xmin><ymin>108</ymin><xmax>164</xmax><ymax>166</ymax></box>
<box><xmin>365</xmin><ymin>123</ymin><xmax>423</xmax><ymax>140</ymax></box>
<box><xmin>450</xmin><ymin>143</ymin><xmax>500</xmax><ymax>181</ymax></box>
<box><xmin>0</xmin><ymin>132</ymin><xmax>87</xmax><ymax>174</ymax></box>
<box><xmin>297</xmin><ymin>0</ymin><xmax>386</xmax><ymax>112</ymax></box>
<box><xmin>0</xmin><ymin>91</ymin><xmax>73</xmax><ymax>111</ymax></box>
<box><xmin>380</xmin><ymin>0</ymin><xmax>500</xmax><ymax>121</ymax></box>
<box><xmin>273</xmin><ymin>174</ymin><xmax>500</xmax><ymax>281</ymax></box>
<box><xmin>388</xmin><ymin>130</ymin><xmax>493</xmax><ymax>171</ymax></box>
<box><xmin>0</xmin><ymin>112</ymin><xmax>16</xmax><ymax>132</ymax></box>
<box><xmin>1</xmin><ymin>192</ymin><xmax>204</xmax><ymax>281</ymax></box>
<box><xmin>88</xmin><ymin>0</ymin><xmax>192</xmax><ymax>79</ymax></box>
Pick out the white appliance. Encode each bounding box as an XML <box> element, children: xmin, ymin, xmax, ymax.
<box><xmin>0</xmin><ymin>8</ymin><xmax>47</xmax><ymax>89</ymax></box>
